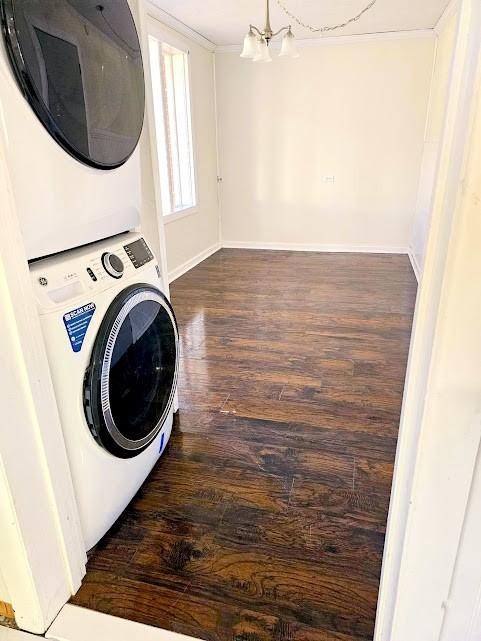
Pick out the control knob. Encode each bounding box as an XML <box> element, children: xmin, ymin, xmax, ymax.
<box><xmin>102</xmin><ymin>252</ymin><xmax>124</xmax><ymax>279</ymax></box>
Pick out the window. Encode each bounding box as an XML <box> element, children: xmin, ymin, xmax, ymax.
<box><xmin>149</xmin><ymin>37</ymin><xmax>197</xmax><ymax>217</ymax></box>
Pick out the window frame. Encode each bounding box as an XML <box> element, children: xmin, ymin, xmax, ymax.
<box><xmin>148</xmin><ymin>33</ymin><xmax>198</xmax><ymax>224</ymax></box>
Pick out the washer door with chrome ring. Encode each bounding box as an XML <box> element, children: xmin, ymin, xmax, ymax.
<box><xmin>83</xmin><ymin>284</ymin><xmax>179</xmax><ymax>459</ymax></box>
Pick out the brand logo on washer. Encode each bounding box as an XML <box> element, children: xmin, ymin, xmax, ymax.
<box><xmin>38</xmin><ymin>277</ymin><xmax>48</xmax><ymax>286</ymax></box>
<box><xmin>63</xmin><ymin>303</ymin><xmax>96</xmax><ymax>353</ymax></box>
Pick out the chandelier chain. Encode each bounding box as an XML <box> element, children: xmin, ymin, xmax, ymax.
<box><xmin>275</xmin><ymin>0</ymin><xmax>378</xmax><ymax>33</ymax></box>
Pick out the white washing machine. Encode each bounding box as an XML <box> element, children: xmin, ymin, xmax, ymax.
<box><xmin>30</xmin><ymin>232</ymin><xmax>179</xmax><ymax>551</ymax></box>
<box><xmin>0</xmin><ymin>0</ymin><xmax>144</xmax><ymax>259</ymax></box>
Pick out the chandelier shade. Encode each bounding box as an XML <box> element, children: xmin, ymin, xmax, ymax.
<box><xmin>253</xmin><ymin>37</ymin><xmax>272</xmax><ymax>63</ymax></box>
<box><xmin>279</xmin><ymin>29</ymin><xmax>299</xmax><ymax>58</ymax></box>
<box><xmin>241</xmin><ymin>29</ymin><xmax>259</xmax><ymax>58</ymax></box>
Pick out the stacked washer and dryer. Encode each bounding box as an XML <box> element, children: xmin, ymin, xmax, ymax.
<box><xmin>0</xmin><ymin>0</ymin><xmax>179</xmax><ymax>550</ymax></box>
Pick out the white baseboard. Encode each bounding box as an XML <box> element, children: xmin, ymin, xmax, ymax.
<box><xmin>222</xmin><ymin>240</ymin><xmax>409</xmax><ymax>254</ymax></box>
<box><xmin>408</xmin><ymin>247</ymin><xmax>422</xmax><ymax>282</ymax></box>
<box><xmin>168</xmin><ymin>240</ymin><xmax>412</xmax><ymax>283</ymax></box>
<box><xmin>168</xmin><ymin>242</ymin><xmax>221</xmax><ymax>283</ymax></box>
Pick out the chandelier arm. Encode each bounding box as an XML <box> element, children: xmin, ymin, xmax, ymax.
<box><xmin>275</xmin><ymin>0</ymin><xmax>378</xmax><ymax>33</ymax></box>
<box><xmin>250</xmin><ymin>24</ymin><xmax>264</xmax><ymax>36</ymax></box>
<box><xmin>271</xmin><ymin>25</ymin><xmax>291</xmax><ymax>38</ymax></box>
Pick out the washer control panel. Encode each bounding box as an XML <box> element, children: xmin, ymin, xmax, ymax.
<box><xmin>102</xmin><ymin>252</ymin><xmax>125</xmax><ymax>279</ymax></box>
<box><xmin>30</xmin><ymin>233</ymin><xmax>158</xmax><ymax>312</ymax></box>
<box><xmin>124</xmin><ymin>237</ymin><xmax>154</xmax><ymax>269</ymax></box>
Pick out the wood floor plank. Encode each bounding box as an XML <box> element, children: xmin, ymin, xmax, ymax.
<box><xmin>174</xmin><ymin>412</ymin><xmax>399</xmax><ymax>462</ymax></box>
<box><xmin>72</xmin><ymin>249</ymin><xmax>417</xmax><ymax>641</ymax></box>
<box><xmin>114</xmin><ymin>500</ymin><xmax>385</xmax><ymax>574</ymax></box>
<box><xmin>123</xmin><ymin>532</ymin><xmax>380</xmax><ymax>636</ymax></box>
<box><xmin>166</xmin><ymin>432</ymin><xmax>393</xmax><ymax>494</ymax></box>
<box><xmin>75</xmin><ymin>571</ymin><xmax>366</xmax><ymax>641</ymax></box>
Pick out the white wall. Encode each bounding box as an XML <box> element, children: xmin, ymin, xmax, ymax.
<box><xmin>147</xmin><ymin>11</ymin><xmax>221</xmax><ymax>281</ymax></box>
<box><xmin>215</xmin><ymin>36</ymin><xmax>435</xmax><ymax>252</ymax></box>
<box><xmin>0</xmin><ymin>569</ymin><xmax>9</xmax><ymax>604</ymax></box>
<box><xmin>410</xmin><ymin>11</ymin><xmax>458</xmax><ymax>278</ymax></box>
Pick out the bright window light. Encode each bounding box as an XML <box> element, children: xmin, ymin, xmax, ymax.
<box><xmin>149</xmin><ymin>37</ymin><xmax>197</xmax><ymax>217</ymax></box>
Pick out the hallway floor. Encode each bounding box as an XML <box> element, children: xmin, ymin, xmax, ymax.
<box><xmin>71</xmin><ymin>249</ymin><xmax>417</xmax><ymax>641</ymax></box>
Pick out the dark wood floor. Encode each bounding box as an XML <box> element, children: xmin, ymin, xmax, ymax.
<box><xmin>72</xmin><ymin>249</ymin><xmax>417</xmax><ymax>641</ymax></box>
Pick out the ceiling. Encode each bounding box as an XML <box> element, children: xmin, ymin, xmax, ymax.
<box><xmin>149</xmin><ymin>0</ymin><xmax>452</xmax><ymax>46</ymax></box>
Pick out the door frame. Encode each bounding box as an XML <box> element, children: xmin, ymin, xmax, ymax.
<box><xmin>0</xmin><ymin>79</ymin><xmax>86</xmax><ymax>633</ymax></box>
<box><xmin>374</xmin><ymin>0</ymin><xmax>481</xmax><ymax>638</ymax></box>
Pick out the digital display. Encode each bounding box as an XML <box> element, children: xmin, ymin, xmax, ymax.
<box><xmin>124</xmin><ymin>238</ymin><xmax>154</xmax><ymax>269</ymax></box>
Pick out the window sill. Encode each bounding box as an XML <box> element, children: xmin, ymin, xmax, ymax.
<box><xmin>163</xmin><ymin>207</ymin><xmax>198</xmax><ymax>225</ymax></box>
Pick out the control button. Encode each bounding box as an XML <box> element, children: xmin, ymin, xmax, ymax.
<box><xmin>101</xmin><ymin>252</ymin><xmax>124</xmax><ymax>279</ymax></box>
<box><xmin>87</xmin><ymin>268</ymin><xmax>98</xmax><ymax>282</ymax></box>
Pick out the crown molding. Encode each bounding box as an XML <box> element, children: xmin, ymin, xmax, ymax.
<box><xmin>143</xmin><ymin>4</ymin><xmax>436</xmax><ymax>54</ymax></box>
<box><xmin>434</xmin><ymin>0</ymin><xmax>460</xmax><ymax>35</ymax></box>
<box><xmin>215</xmin><ymin>29</ymin><xmax>435</xmax><ymax>53</ymax></box>
<box><xmin>144</xmin><ymin>3</ymin><xmax>438</xmax><ymax>55</ymax></box>
<box><xmin>145</xmin><ymin>1</ymin><xmax>216</xmax><ymax>52</ymax></box>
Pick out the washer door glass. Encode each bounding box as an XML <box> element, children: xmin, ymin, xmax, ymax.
<box><xmin>84</xmin><ymin>285</ymin><xmax>179</xmax><ymax>458</ymax></box>
<box><xmin>1</xmin><ymin>0</ymin><xmax>145</xmax><ymax>169</ymax></box>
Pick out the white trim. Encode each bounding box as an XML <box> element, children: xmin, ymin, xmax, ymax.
<box><xmin>212</xmin><ymin>56</ymin><xmax>223</xmax><ymax>246</ymax></box>
<box><xmin>439</xmin><ymin>440</ymin><xmax>481</xmax><ymax>639</ymax></box>
<box><xmin>0</xmin><ymin>630</ymin><xmax>38</xmax><ymax>641</ymax></box>
<box><xmin>145</xmin><ymin>1</ymin><xmax>216</xmax><ymax>52</ymax></box>
<box><xmin>168</xmin><ymin>242</ymin><xmax>221</xmax><ymax>282</ymax></box>
<box><xmin>168</xmin><ymin>241</ymin><xmax>410</xmax><ymax>284</ymax></box>
<box><xmin>374</xmin><ymin>0</ymin><xmax>481</xmax><ymax>638</ymax></box>
<box><xmin>424</xmin><ymin>36</ymin><xmax>440</xmax><ymax>141</ymax></box>
<box><xmin>408</xmin><ymin>247</ymin><xmax>421</xmax><ymax>282</ymax></box>
<box><xmin>142</xmin><ymin>2</ymin><xmax>436</xmax><ymax>53</ymax></box>
<box><xmin>435</xmin><ymin>0</ymin><xmax>461</xmax><ymax>35</ymax></box>
<box><xmin>138</xmin><ymin>3</ymin><xmax>171</xmax><ymax>294</ymax></box>
<box><xmin>221</xmin><ymin>240</ymin><xmax>408</xmax><ymax>254</ymax></box>
<box><xmin>46</xmin><ymin>604</ymin><xmax>200</xmax><ymax>641</ymax></box>
<box><xmin>163</xmin><ymin>207</ymin><xmax>198</xmax><ymax>226</ymax></box>
<box><xmin>0</xmin><ymin>91</ymin><xmax>86</xmax><ymax>633</ymax></box>
<box><xmin>215</xmin><ymin>29</ymin><xmax>435</xmax><ymax>54</ymax></box>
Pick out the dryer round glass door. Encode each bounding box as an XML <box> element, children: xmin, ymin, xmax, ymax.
<box><xmin>84</xmin><ymin>285</ymin><xmax>179</xmax><ymax>458</ymax></box>
<box><xmin>1</xmin><ymin>0</ymin><xmax>145</xmax><ymax>169</ymax></box>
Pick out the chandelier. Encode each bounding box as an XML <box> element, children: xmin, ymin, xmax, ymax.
<box><xmin>241</xmin><ymin>0</ymin><xmax>298</xmax><ymax>63</ymax></box>
<box><xmin>241</xmin><ymin>0</ymin><xmax>379</xmax><ymax>63</ymax></box>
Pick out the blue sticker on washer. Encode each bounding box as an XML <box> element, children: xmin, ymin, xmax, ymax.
<box><xmin>63</xmin><ymin>303</ymin><xmax>96</xmax><ymax>353</ymax></box>
<box><xmin>159</xmin><ymin>433</ymin><xmax>165</xmax><ymax>454</ymax></box>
